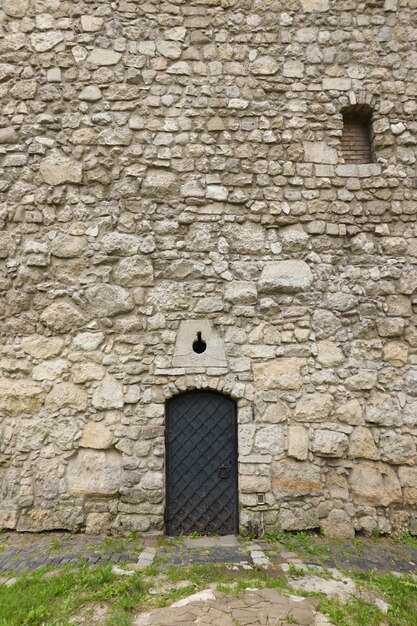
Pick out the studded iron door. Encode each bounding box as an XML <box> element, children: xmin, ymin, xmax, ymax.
<box><xmin>166</xmin><ymin>391</ymin><xmax>238</xmax><ymax>535</ymax></box>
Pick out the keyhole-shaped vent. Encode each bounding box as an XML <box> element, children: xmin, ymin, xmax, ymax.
<box><xmin>192</xmin><ymin>331</ymin><xmax>207</xmax><ymax>354</ymax></box>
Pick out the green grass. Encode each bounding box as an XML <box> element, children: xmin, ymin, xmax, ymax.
<box><xmin>0</xmin><ymin>564</ymin><xmax>146</xmax><ymax>626</ymax></box>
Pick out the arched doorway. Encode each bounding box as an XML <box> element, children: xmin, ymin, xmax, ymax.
<box><xmin>165</xmin><ymin>390</ymin><xmax>238</xmax><ymax>535</ymax></box>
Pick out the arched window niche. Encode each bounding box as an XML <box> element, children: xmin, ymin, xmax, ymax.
<box><xmin>341</xmin><ymin>104</ymin><xmax>374</xmax><ymax>165</ymax></box>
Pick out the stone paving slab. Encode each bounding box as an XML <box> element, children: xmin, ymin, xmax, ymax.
<box><xmin>165</xmin><ymin>546</ymin><xmax>253</xmax><ymax>566</ymax></box>
<box><xmin>184</xmin><ymin>535</ymin><xmax>239</xmax><ymax>548</ymax></box>
<box><xmin>133</xmin><ymin>588</ymin><xmax>329</xmax><ymax>626</ymax></box>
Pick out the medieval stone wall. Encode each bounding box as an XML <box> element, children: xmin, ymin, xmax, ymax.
<box><xmin>0</xmin><ymin>0</ymin><xmax>416</xmax><ymax>537</ymax></box>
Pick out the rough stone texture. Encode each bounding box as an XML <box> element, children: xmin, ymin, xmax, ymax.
<box><xmin>0</xmin><ymin>0</ymin><xmax>416</xmax><ymax>537</ymax></box>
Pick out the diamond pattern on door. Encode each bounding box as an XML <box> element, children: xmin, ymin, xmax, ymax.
<box><xmin>166</xmin><ymin>391</ymin><xmax>238</xmax><ymax>535</ymax></box>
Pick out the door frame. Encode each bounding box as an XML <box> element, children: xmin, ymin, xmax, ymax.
<box><xmin>165</xmin><ymin>389</ymin><xmax>239</xmax><ymax>535</ymax></box>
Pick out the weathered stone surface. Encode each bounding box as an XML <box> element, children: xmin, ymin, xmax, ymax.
<box><xmin>3</xmin><ymin>0</ymin><xmax>29</xmax><ymax>17</ymax></box>
<box><xmin>379</xmin><ymin>432</ymin><xmax>416</xmax><ymax>465</ymax></box>
<box><xmin>383</xmin><ymin>342</ymin><xmax>408</xmax><ymax>367</ymax></box>
<box><xmin>253</xmin><ymin>358</ymin><xmax>306</xmax><ymax>391</ymax></box>
<box><xmin>45</xmin><ymin>382</ymin><xmax>88</xmax><ymax>413</ymax></box>
<box><xmin>39</xmin><ymin>155</ymin><xmax>82</xmax><ymax>185</ymax></box>
<box><xmin>67</xmin><ymin>449</ymin><xmax>122</xmax><ymax>496</ymax></box>
<box><xmin>225</xmin><ymin>281</ymin><xmax>257</xmax><ymax>305</ymax></box>
<box><xmin>254</xmin><ymin>425</ymin><xmax>285</xmax><ymax>454</ymax></box>
<box><xmin>259</xmin><ymin>261</ymin><xmax>313</xmax><ymax>293</ymax></box>
<box><xmin>88</xmin><ymin>48</ymin><xmax>122</xmax><ymax>65</ymax></box>
<box><xmin>112</xmin><ymin>256</ymin><xmax>154</xmax><ymax>287</ymax></box>
<box><xmin>317</xmin><ymin>341</ymin><xmax>344</xmax><ymax>367</ymax></box>
<box><xmin>366</xmin><ymin>392</ymin><xmax>402</xmax><ymax>427</ymax></box>
<box><xmin>41</xmin><ymin>302</ymin><xmax>84</xmax><ymax>333</ymax></box>
<box><xmin>350</xmin><ymin>462</ymin><xmax>402</xmax><ymax>506</ymax></box>
<box><xmin>92</xmin><ymin>376</ymin><xmax>124</xmax><ymax>410</ymax></box>
<box><xmin>71</xmin><ymin>362</ymin><xmax>105</xmax><ymax>383</ymax></box>
<box><xmin>311</xmin><ymin>430</ymin><xmax>348</xmax><ymax>457</ymax></box>
<box><xmin>294</xmin><ymin>394</ymin><xmax>334</xmax><ymax>422</ymax></box>
<box><xmin>33</xmin><ymin>359</ymin><xmax>67</xmax><ymax>381</ymax></box>
<box><xmin>30</xmin><ymin>32</ymin><xmax>64</xmax><ymax>52</ymax></box>
<box><xmin>21</xmin><ymin>336</ymin><xmax>65</xmax><ymax>359</ymax></box>
<box><xmin>322</xmin><ymin>509</ymin><xmax>355</xmax><ymax>539</ymax></box>
<box><xmin>86</xmin><ymin>284</ymin><xmax>134</xmax><ymax>317</ymax></box>
<box><xmin>272</xmin><ymin>459</ymin><xmax>322</xmax><ymax>496</ymax></box>
<box><xmin>349</xmin><ymin>427</ymin><xmax>379</xmax><ymax>460</ymax></box>
<box><xmin>79</xmin><ymin>423</ymin><xmax>113</xmax><ymax>449</ymax></box>
<box><xmin>0</xmin><ymin>127</ymin><xmax>18</xmax><ymax>144</ymax></box>
<box><xmin>334</xmin><ymin>399</ymin><xmax>363</xmax><ymax>425</ymax></box>
<box><xmin>288</xmin><ymin>426</ymin><xmax>309</xmax><ymax>461</ymax></box>
<box><xmin>0</xmin><ymin>379</ymin><xmax>44</xmax><ymax>416</ymax></box>
<box><xmin>250</xmin><ymin>56</ymin><xmax>279</xmax><ymax>75</ymax></box>
<box><xmin>50</xmin><ymin>235</ymin><xmax>87</xmax><ymax>258</ymax></box>
<box><xmin>142</xmin><ymin>169</ymin><xmax>178</xmax><ymax>197</ymax></box>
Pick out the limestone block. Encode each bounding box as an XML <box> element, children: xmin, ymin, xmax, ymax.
<box><xmin>140</xmin><ymin>472</ymin><xmax>163</xmax><ymax>490</ymax></box>
<box><xmin>41</xmin><ymin>301</ymin><xmax>85</xmax><ymax>333</ymax></box>
<box><xmin>301</xmin><ymin>0</ymin><xmax>329</xmax><ymax>10</ymax></box>
<box><xmin>383</xmin><ymin>342</ymin><xmax>408</xmax><ymax>367</ymax></box>
<box><xmin>379</xmin><ymin>432</ymin><xmax>416</xmax><ymax>465</ymax></box>
<box><xmin>40</xmin><ymin>155</ymin><xmax>82</xmax><ymax>185</ymax></box>
<box><xmin>258</xmin><ymin>261</ymin><xmax>313</xmax><ymax>293</ymax></box>
<box><xmin>86</xmin><ymin>512</ymin><xmax>111</xmax><ymax>534</ymax></box>
<box><xmin>272</xmin><ymin>459</ymin><xmax>322</xmax><ymax>496</ymax></box>
<box><xmin>30</xmin><ymin>32</ymin><xmax>64</xmax><ymax>52</ymax></box>
<box><xmin>311</xmin><ymin>430</ymin><xmax>348</xmax><ymax>457</ymax></box>
<box><xmin>33</xmin><ymin>359</ymin><xmax>67</xmax><ymax>381</ymax></box>
<box><xmin>0</xmin><ymin>233</ymin><xmax>16</xmax><ymax>258</ymax></box>
<box><xmin>322</xmin><ymin>78</ymin><xmax>352</xmax><ymax>90</ymax></box>
<box><xmin>317</xmin><ymin>341</ymin><xmax>344</xmax><ymax>367</ymax></box>
<box><xmin>50</xmin><ymin>235</ymin><xmax>87</xmax><ymax>258</ymax></box>
<box><xmin>253</xmin><ymin>358</ymin><xmax>306</xmax><ymax>391</ymax></box>
<box><xmin>81</xmin><ymin>16</ymin><xmax>104</xmax><ymax>31</ymax></box>
<box><xmin>288</xmin><ymin>426</ymin><xmax>309</xmax><ymax>461</ymax></box>
<box><xmin>112</xmin><ymin>256</ymin><xmax>154</xmax><ymax>287</ymax></box>
<box><xmin>206</xmin><ymin>185</ymin><xmax>228</xmax><ymax>201</ymax></box>
<box><xmin>21</xmin><ymin>335</ymin><xmax>65</xmax><ymax>359</ymax></box>
<box><xmin>100</xmin><ymin>233</ymin><xmax>142</xmax><ymax>256</ymax></box>
<box><xmin>240</xmin><ymin>475</ymin><xmax>271</xmax><ymax>493</ymax></box>
<box><xmin>45</xmin><ymin>382</ymin><xmax>88</xmax><ymax>413</ymax></box>
<box><xmin>0</xmin><ymin>127</ymin><xmax>18</xmax><ymax>144</ymax></box>
<box><xmin>71</xmin><ymin>362</ymin><xmax>105</xmax><ymax>383</ymax></box>
<box><xmin>86</xmin><ymin>283</ymin><xmax>134</xmax><ymax>317</ymax></box>
<box><xmin>304</xmin><ymin>142</ymin><xmax>338</xmax><ymax>164</ymax></box>
<box><xmin>346</xmin><ymin>371</ymin><xmax>377</xmax><ymax>391</ymax></box>
<box><xmin>3</xmin><ymin>0</ymin><xmax>29</xmax><ymax>17</ymax></box>
<box><xmin>366</xmin><ymin>392</ymin><xmax>402</xmax><ymax>426</ymax></box>
<box><xmin>254</xmin><ymin>425</ymin><xmax>285</xmax><ymax>455</ymax></box>
<box><xmin>80</xmin><ymin>423</ymin><xmax>113</xmax><ymax>449</ymax></box>
<box><xmin>10</xmin><ymin>80</ymin><xmax>37</xmax><ymax>100</ymax></box>
<box><xmin>322</xmin><ymin>509</ymin><xmax>355</xmax><ymax>539</ymax></box>
<box><xmin>294</xmin><ymin>393</ymin><xmax>333</xmax><ymax>422</ymax></box>
<box><xmin>261</xmin><ymin>401</ymin><xmax>291</xmax><ymax>423</ymax></box>
<box><xmin>278</xmin><ymin>506</ymin><xmax>320</xmax><ymax>531</ymax></box>
<box><xmin>350</xmin><ymin>462</ymin><xmax>402</xmax><ymax>506</ymax></box>
<box><xmin>194</xmin><ymin>297</ymin><xmax>223</xmax><ymax>313</ymax></box>
<box><xmin>225</xmin><ymin>281</ymin><xmax>257</xmax><ymax>305</ymax></box>
<box><xmin>398</xmin><ymin>467</ymin><xmax>417</xmax><ymax>488</ymax></box>
<box><xmin>0</xmin><ymin>378</ymin><xmax>44</xmax><ymax>416</ymax></box>
<box><xmin>142</xmin><ymin>168</ymin><xmax>178</xmax><ymax>197</ymax></box>
<box><xmin>166</xmin><ymin>61</ymin><xmax>191</xmax><ymax>75</ymax></box>
<box><xmin>92</xmin><ymin>375</ymin><xmax>124</xmax><ymax>410</ymax></box>
<box><xmin>88</xmin><ymin>48</ymin><xmax>122</xmax><ymax>65</ymax></box>
<box><xmin>334</xmin><ymin>399</ymin><xmax>363</xmax><ymax>425</ymax></box>
<box><xmin>156</xmin><ymin>40</ymin><xmax>182</xmax><ymax>59</ymax></box>
<box><xmin>67</xmin><ymin>449</ymin><xmax>122</xmax><ymax>496</ymax></box>
<box><xmin>399</xmin><ymin>268</ymin><xmax>417</xmax><ymax>294</ymax></box>
<box><xmin>250</xmin><ymin>56</ymin><xmax>279</xmax><ymax>75</ymax></box>
<box><xmin>283</xmin><ymin>60</ymin><xmax>304</xmax><ymax>78</ymax></box>
<box><xmin>377</xmin><ymin>317</ymin><xmax>406</xmax><ymax>337</ymax></box>
<box><xmin>238</xmin><ymin>424</ymin><xmax>256</xmax><ymax>455</ymax></box>
<box><xmin>223</xmin><ymin>223</ymin><xmax>266</xmax><ymax>254</ymax></box>
<box><xmin>405</xmin><ymin>370</ymin><xmax>417</xmax><ymax>396</ymax></box>
<box><xmin>349</xmin><ymin>427</ymin><xmax>379</xmax><ymax>460</ymax></box>
<box><xmin>79</xmin><ymin>85</ymin><xmax>102</xmax><ymax>101</ymax></box>
<box><xmin>172</xmin><ymin>320</ymin><xmax>227</xmax><ymax>369</ymax></box>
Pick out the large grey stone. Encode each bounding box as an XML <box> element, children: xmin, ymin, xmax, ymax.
<box><xmin>86</xmin><ymin>284</ymin><xmax>134</xmax><ymax>317</ymax></box>
<box><xmin>67</xmin><ymin>449</ymin><xmax>122</xmax><ymax>496</ymax></box>
<box><xmin>258</xmin><ymin>261</ymin><xmax>313</xmax><ymax>293</ymax></box>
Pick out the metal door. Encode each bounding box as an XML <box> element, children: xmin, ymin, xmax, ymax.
<box><xmin>166</xmin><ymin>391</ymin><xmax>238</xmax><ymax>535</ymax></box>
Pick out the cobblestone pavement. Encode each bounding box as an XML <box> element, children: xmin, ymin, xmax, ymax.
<box><xmin>1</xmin><ymin>531</ymin><xmax>417</xmax><ymax>576</ymax></box>
<box><xmin>0</xmin><ymin>532</ymin><xmax>140</xmax><ymax>574</ymax></box>
<box><xmin>133</xmin><ymin>588</ymin><xmax>329</xmax><ymax>626</ymax></box>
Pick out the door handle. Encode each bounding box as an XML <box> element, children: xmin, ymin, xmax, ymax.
<box><xmin>218</xmin><ymin>464</ymin><xmax>230</xmax><ymax>479</ymax></box>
